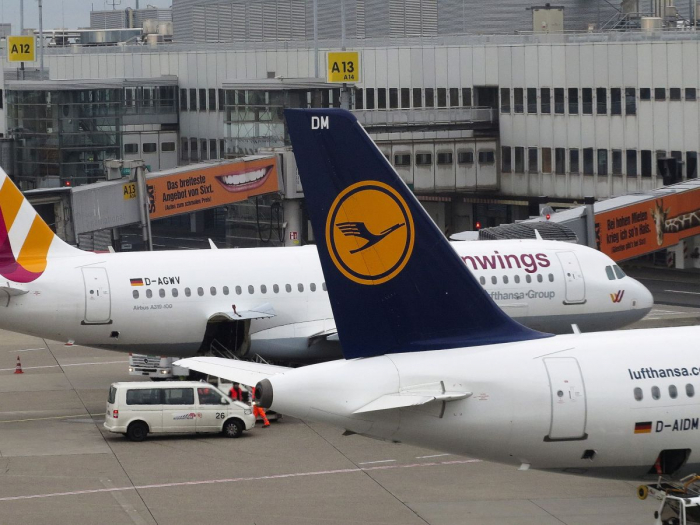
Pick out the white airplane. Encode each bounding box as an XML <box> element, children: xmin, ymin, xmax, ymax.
<box><xmin>0</xmin><ymin>170</ymin><xmax>651</xmax><ymax>363</ymax></box>
<box><xmin>177</xmin><ymin>108</ymin><xmax>700</xmax><ymax>481</ymax></box>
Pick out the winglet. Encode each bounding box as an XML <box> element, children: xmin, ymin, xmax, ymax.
<box><xmin>285</xmin><ymin>109</ymin><xmax>551</xmax><ymax>359</ymax></box>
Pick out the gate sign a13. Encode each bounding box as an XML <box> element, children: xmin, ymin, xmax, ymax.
<box><xmin>327</xmin><ymin>51</ymin><xmax>360</xmax><ymax>83</ymax></box>
<box><xmin>7</xmin><ymin>36</ymin><xmax>35</xmax><ymax>62</ymax></box>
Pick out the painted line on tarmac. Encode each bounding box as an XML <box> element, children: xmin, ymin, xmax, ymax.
<box><xmin>0</xmin><ymin>414</ymin><xmax>88</xmax><ymax>424</ymax></box>
<box><xmin>358</xmin><ymin>459</ymin><xmax>396</xmax><ymax>465</ymax></box>
<box><xmin>665</xmin><ymin>289</ymin><xmax>700</xmax><ymax>295</ymax></box>
<box><xmin>0</xmin><ymin>459</ymin><xmax>482</xmax><ymax>502</ymax></box>
<box><xmin>0</xmin><ymin>360</ymin><xmax>128</xmax><ymax>372</ymax></box>
<box><xmin>416</xmin><ymin>453</ymin><xmax>451</xmax><ymax>459</ymax></box>
<box><xmin>11</xmin><ymin>348</ymin><xmax>46</xmax><ymax>353</ymax></box>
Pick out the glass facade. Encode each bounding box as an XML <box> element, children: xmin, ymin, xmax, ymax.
<box><xmin>8</xmin><ymin>84</ymin><xmax>177</xmax><ymax>187</ymax></box>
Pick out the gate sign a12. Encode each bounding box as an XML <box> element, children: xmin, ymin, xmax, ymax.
<box><xmin>7</xmin><ymin>36</ymin><xmax>35</xmax><ymax>62</ymax></box>
<box><xmin>327</xmin><ymin>51</ymin><xmax>360</xmax><ymax>83</ymax></box>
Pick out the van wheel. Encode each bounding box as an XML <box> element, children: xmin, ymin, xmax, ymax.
<box><xmin>222</xmin><ymin>418</ymin><xmax>244</xmax><ymax>438</ymax></box>
<box><xmin>126</xmin><ymin>421</ymin><xmax>148</xmax><ymax>442</ymax></box>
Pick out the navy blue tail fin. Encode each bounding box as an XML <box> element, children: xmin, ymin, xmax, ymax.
<box><xmin>285</xmin><ymin>109</ymin><xmax>549</xmax><ymax>359</ymax></box>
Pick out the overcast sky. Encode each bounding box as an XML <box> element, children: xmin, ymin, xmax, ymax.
<box><xmin>0</xmin><ymin>0</ymin><xmax>172</xmax><ymax>31</ymax></box>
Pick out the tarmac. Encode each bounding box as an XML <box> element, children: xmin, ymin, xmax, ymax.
<box><xmin>0</xmin><ymin>305</ymin><xmax>698</xmax><ymax>525</ymax></box>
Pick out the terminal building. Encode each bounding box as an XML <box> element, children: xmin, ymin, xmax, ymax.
<box><xmin>0</xmin><ymin>0</ymin><xmax>698</xmax><ymax>260</ymax></box>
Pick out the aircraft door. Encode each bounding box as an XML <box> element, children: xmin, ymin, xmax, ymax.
<box><xmin>556</xmin><ymin>252</ymin><xmax>586</xmax><ymax>304</ymax></box>
<box><xmin>82</xmin><ymin>267</ymin><xmax>112</xmax><ymax>324</ymax></box>
<box><xmin>544</xmin><ymin>357</ymin><xmax>587</xmax><ymax>441</ymax></box>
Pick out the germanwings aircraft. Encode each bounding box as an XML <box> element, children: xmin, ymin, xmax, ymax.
<box><xmin>177</xmin><ymin>109</ymin><xmax>700</xmax><ymax>480</ymax></box>
<box><xmin>0</xmin><ymin>169</ymin><xmax>651</xmax><ymax>363</ymax></box>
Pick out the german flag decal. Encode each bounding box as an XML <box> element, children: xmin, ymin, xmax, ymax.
<box><xmin>635</xmin><ymin>422</ymin><xmax>652</xmax><ymax>434</ymax></box>
<box><xmin>130</xmin><ymin>278</ymin><xmax>144</xmax><ymax>287</ymax></box>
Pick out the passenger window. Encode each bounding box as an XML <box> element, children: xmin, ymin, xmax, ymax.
<box><xmin>163</xmin><ymin>388</ymin><xmax>194</xmax><ymax>405</ymax></box>
<box><xmin>669</xmin><ymin>385</ymin><xmax>678</xmax><ymax>399</ymax></box>
<box><xmin>687</xmin><ymin>384</ymin><xmax>695</xmax><ymax>397</ymax></box>
<box><xmin>126</xmin><ymin>389</ymin><xmax>162</xmax><ymax>405</ymax></box>
<box><xmin>146</xmin><ymin>289</ymin><xmax>153</xmax><ymax>299</ymax></box>
<box><xmin>172</xmin><ymin>288</ymin><xmax>178</xmax><ymax>298</ymax></box>
<box><xmin>548</xmin><ymin>273</ymin><xmax>554</xmax><ymax>282</ymax></box>
<box><xmin>605</xmin><ymin>266</ymin><xmax>615</xmax><ymax>280</ymax></box>
<box><xmin>537</xmin><ymin>274</ymin><xmax>543</xmax><ymax>283</ymax></box>
<box><xmin>185</xmin><ymin>287</ymin><xmax>191</xmax><ymax>297</ymax></box>
<box><xmin>503</xmin><ymin>276</ymin><xmax>508</xmax><ymax>284</ymax></box>
<box><xmin>526</xmin><ymin>275</ymin><xmax>532</xmax><ymax>283</ymax></box>
<box><xmin>322</xmin><ymin>282</ymin><xmax>327</xmax><ymax>291</ymax></box>
<box><xmin>652</xmin><ymin>386</ymin><xmax>661</xmax><ymax>400</ymax></box>
<box><xmin>159</xmin><ymin>289</ymin><xmax>165</xmax><ymax>298</ymax></box>
<box><xmin>514</xmin><ymin>275</ymin><xmax>520</xmax><ymax>284</ymax></box>
<box><xmin>223</xmin><ymin>286</ymin><xmax>229</xmax><ymax>295</ymax></box>
<box><xmin>310</xmin><ymin>283</ymin><xmax>316</xmax><ymax>292</ymax></box>
<box><xmin>633</xmin><ymin>387</ymin><xmax>643</xmax><ymax>401</ymax></box>
<box><xmin>273</xmin><ymin>284</ymin><xmax>279</xmax><ymax>293</ymax></box>
<box><xmin>133</xmin><ymin>290</ymin><xmax>139</xmax><ymax>299</ymax></box>
<box><xmin>261</xmin><ymin>285</ymin><xmax>267</xmax><ymax>294</ymax></box>
<box><xmin>298</xmin><ymin>283</ymin><xmax>304</xmax><ymax>292</ymax></box>
<box><xmin>613</xmin><ymin>265</ymin><xmax>626</xmax><ymax>278</ymax></box>
<box><xmin>286</xmin><ymin>284</ymin><xmax>292</xmax><ymax>293</ymax></box>
<box><xmin>197</xmin><ymin>387</ymin><xmax>223</xmax><ymax>405</ymax></box>
<box><xmin>235</xmin><ymin>286</ymin><xmax>242</xmax><ymax>295</ymax></box>
<box><xmin>197</xmin><ymin>287</ymin><xmax>204</xmax><ymax>296</ymax></box>
<box><xmin>491</xmin><ymin>276</ymin><xmax>497</xmax><ymax>285</ymax></box>
<box><xmin>210</xmin><ymin>287</ymin><xmax>216</xmax><ymax>296</ymax></box>
<box><xmin>248</xmin><ymin>285</ymin><xmax>254</xmax><ymax>294</ymax></box>
<box><xmin>479</xmin><ymin>276</ymin><xmax>486</xmax><ymax>285</ymax></box>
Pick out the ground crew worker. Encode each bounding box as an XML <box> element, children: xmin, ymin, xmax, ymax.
<box><xmin>229</xmin><ymin>382</ymin><xmax>243</xmax><ymax>401</ymax></box>
<box><xmin>250</xmin><ymin>386</ymin><xmax>270</xmax><ymax>428</ymax></box>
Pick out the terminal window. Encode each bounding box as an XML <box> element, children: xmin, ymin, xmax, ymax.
<box><xmin>568</xmin><ymin>88</ymin><xmax>578</xmax><ymax>114</ymax></box>
<box><xmin>162</xmin><ymin>142</ymin><xmax>176</xmax><ymax>152</ymax></box>
<box><xmin>412</xmin><ymin>88</ymin><xmax>421</xmax><ymax>108</ymax></box>
<box><xmin>355</xmin><ymin>88</ymin><xmax>364</xmax><ymax>109</ymax></box>
<box><xmin>612</xmin><ymin>150</ymin><xmax>622</xmax><ymax>174</ymax></box>
<box><xmin>688</xmin><ymin>152</ymin><xmax>697</xmax><ymax>179</ymax></box>
<box><xmin>218</xmin><ymin>89</ymin><xmax>224</xmax><ymax>111</ymax></box>
<box><xmin>582</xmin><ymin>88</ymin><xmax>592</xmax><ymax>115</ymax></box>
<box><xmin>377</xmin><ymin>88</ymin><xmax>387</xmax><ymax>109</ymax></box>
<box><xmin>449</xmin><ymin>88</ymin><xmax>459</xmax><ymax>107</ymax></box>
<box><xmin>528</xmin><ymin>148</ymin><xmax>538</xmax><ymax>173</ymax></box>
<box><xmin>501</xmin><ymin>147</ymin><xmax>511</xmax><ymax>173</ymax></box>
<box><xmin>554</xmin><ymin>88</ymin><xmax>564</xmax><ymax>114</ymax></box>
<box><xmin>462</xmin><ymin>88</ymin><xmax>472</xmax><ymax>107</ymax></box>
<box><xmin>670</xmin><ymin>88</ymin><xmax>681</xmax><ymax>101</ymax></box>
<box><xmin>479</xmin><ymin>151</ymin><xmax>495</xmax><ymax>164</ymax></box>
<box><xmin>541</xmin><ymin>148</ymin><xmax>552</xmax><ymax>173</ymax></box>
<box><xmin>686</xmin><ymin>88</ymin><xmax>697</xmax><ymax>101</ymax></box>
<box><xmin>180</xmin><ymin>88</ymin><xmax>187</xmax><ymax>110</ymax></box>
<box><xmin>583</xmin><ymin>148</ymin><xmax>594</xmax><ymax>175</ymax></box>
<box><xmin>425</xmin><ymin>88</ymin><xmax>434</xmax><ymax>108</ymax></box>
<box><xmin>458</xmin><ymin>150</ymin><xmax>474</xmax><ymax>164</ymax></box>
<box><xmin>401</xmin><ymin>88</ymin><xmax>410</xmax><ymax>108</ymax></box>
<box><xmin>500</xmin><ymin>88</ymin><xmax>510</xmax><ymax>113</ymax></box>
<box><xmin>416</xmin><ymin>153</ymin><xmax>432</xmax><ymax>166</ymax></box>
<box><xmin>513</xmin><ymin>88</ymin><xmax>523</xmax><ymax>113</ymax></box>
<box><xmin>437</xmin><ymin>152</ymin><xmax>453</xmax><ymax>165</ymax></box>
<box><xmin>596</xmin><ymin>88</ymin><xmax>607</xmax><ymax>114</ymax></box>
<box><xmin>640</xmin><ymin>88</ymin><xmax>651</xmax><ymax>100</ymax></box>
<box><xmin>625</xmin><ymin>88</ymin><xmax>636</xmax><ymax>114</ymax></box>
<box><xmin>125</xmin><ymin>144</ymin><xmax>139</xmax><ymax>154</ymax></box>
<box><xmin>389</xmin><ymin>88</ymin><xmax>398</xmax><ymax>109</ymax></box>
<box><xmin>540</xmin><ymin>88</ymin><xmax>550</xmax><ymax>114</ymax></box>
<box><xmin>641</xmin><ymin>150</ymin><xmax>652</xmax><ymax>177</ymax></box>
<box><xmin>514</xmin><ymin>147</ymin><xmax>524</xmax><ymax>172</ymax></box>
<box><xmin>365</xmin><ymin>88</ymin><xmax>375</xmax><ymax>109</ymax></box>
<box><xmin>143</xmin><ymin>143</ymin><xmax>156</xmax><ymax>154</ymax></box>
<box><xmin>654</xmin><ymin>88</ymin><xmax>666</xmax><ymax>101</ymax></box>
<box><xmin>208</xmin><ymin>89</ymin><xmax>216</xmax><ymax>111</ymax></box>
<box><xmin>610</xmin><ymin>88</ymin><xmax>621</xmax><ymax>115</ymax></box>
<box><xmin>598</xmin><ymin>150</ymin><xmax>608</xmax><ymax>176</ymax></box>
<box><xmin>527</xmin><ymin>88</ymin><xmax>537</xmax><ymax>114</ymax></box>
<box><xmin>394</xmin><ymin>153</ymin><xmax>411</xmax><ymax>166</ymax></box>
<box><xmin>555</xmin><ymin>148</ymin><xmax>565</xmax><ymax>174</ymax></box>
<box><xmin>209</xmin><ymin>139</ymin><xmax>217</xmax><ymax>160</ymax></box>
<box><xmin>570</xmin><ymin>149</ymin><xmax>579</xmax><ymax>174</ymax></box>
<box><xmin>199</xmin><ymin>88</ymin><xmax>206</xmax><ymax>110</ymax></box>
<box><xmin>437</xmin><ymin>88</ymin><xmax>447</xmax><ymax>107</ymax></box>
<box><xmin>626</xmin><ymin>150</ymin><xmax>637</xmax><ymax>176</ymax></box>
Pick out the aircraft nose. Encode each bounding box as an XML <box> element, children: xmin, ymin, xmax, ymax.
<box><xmin>632</xmin><ymin>278</ymin><xmax>654</xmax><ymax>314</ymax></box>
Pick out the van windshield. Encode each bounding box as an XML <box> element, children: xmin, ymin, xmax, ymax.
<box><xmin>108</xmin><ymin>386</ymin><xmax>117</xmax><ymax>404</ymax></box>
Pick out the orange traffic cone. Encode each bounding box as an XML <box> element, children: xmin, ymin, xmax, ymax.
<box><xmin>14</xmin><ymin>356</ymin><xmax>23</xmax><ymax>374</ymax></box>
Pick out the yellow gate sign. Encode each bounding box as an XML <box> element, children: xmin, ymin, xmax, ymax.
<box><xmin>7</xmin><ymin>36</ymin><xmax>36</xmax><ymax>62</ymax></box>
<box><xmin>327</xmin><ymin>51</ymin><xmax>360</xmax><ymax>83</ymax></box>
<box><xmin>123</xmin><ymin>182</ymin><xmax>137</xmax><ymax>200</ymax></box>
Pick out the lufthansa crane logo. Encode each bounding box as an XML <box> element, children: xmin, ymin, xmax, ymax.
<box><xmin>326</xmin><ymin>181</ymin><xmax>414</xmax><ymax>285</ymax></box>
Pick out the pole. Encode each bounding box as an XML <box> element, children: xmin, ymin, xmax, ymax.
<box><xmin>38</xmin><ymin>0</ymin><xmax>44</xmax><ymax>73</ymax></box>
<box><xmin>340</xmin><ymin>0</ymin><xmax>345</xmax><ymax>49</ymax></box>
<box><xmin>313</xmin><ymin>0</ymin><xmax>318</xmax><ymax>78</ymax></box>
<box><xmin>136</xmin><ymin>165</ymin><xmax>153</xmax><ymax>251</ymax></box>
<box><xmin>20</xmin><ymin>0</ymin><xmax>24</xmax><ymax>33</ymax></box>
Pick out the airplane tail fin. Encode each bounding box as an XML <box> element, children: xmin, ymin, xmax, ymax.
<box><xmin>0</xmin><ymin>169</ymin><xmax>81</xmax><ymax>283</ymax></box>
<box><xmin>285</xmin><ymin>109</ymin><xmax>550</xmax><ymax>359</ymax></box>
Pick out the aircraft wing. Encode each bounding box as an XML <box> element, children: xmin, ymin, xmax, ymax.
<box><xmin>174</xmin><ymin>356</ymin><xmax>289</xmax><ymax>387</ymax></box>
<box><xmin>354</xmin><ymin>383</ymin><xmax>472</xmax><ymax>414</ymax></box>
<box><xmin>208</xmin><ymin>303</ymin><xmax>276</xmax><ymax>322</ymax></box>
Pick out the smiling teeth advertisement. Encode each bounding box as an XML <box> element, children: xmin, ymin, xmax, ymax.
<box><xmin>146</xmin><ymin>156</ymin><xmax>279</xmax><ymax>219</ymax></box>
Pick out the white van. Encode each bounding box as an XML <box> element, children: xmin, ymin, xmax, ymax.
<box><xmin>104</xmin><ymin>381</ymin><xmax>256</xmax><ymax>441</ymax></box>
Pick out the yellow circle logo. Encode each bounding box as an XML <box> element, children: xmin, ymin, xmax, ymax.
<box><xmin>326</xmin><ymin>181</ymin><xmax>415</xmax><ymax>285</ymax></box>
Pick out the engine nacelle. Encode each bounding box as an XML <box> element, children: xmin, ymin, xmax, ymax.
<box><xmin>255</xmin><ymin>378</ymin><xmax>274</xmax><ymax>408</ymax></box>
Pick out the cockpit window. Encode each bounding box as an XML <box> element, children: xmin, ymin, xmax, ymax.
<box><xmin>605</xmin><ymin>266</ymin><xmax>615</xmax><ymax>280</ymax></box>
<box><xmin>613</xmin><ymin>265</ymin><xmax>626</xmax><ymax>279</ymax></box>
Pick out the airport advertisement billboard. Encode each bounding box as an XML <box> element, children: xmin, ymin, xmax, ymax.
<box><xmin>595</xmin><ymin>187</ymin><xmax>700</xmax><ymax>261</ymax></box>
<box><xmin>146</xmin><ymin>156</ymin><xmax>279</xmax><ymax>220</ymax></box>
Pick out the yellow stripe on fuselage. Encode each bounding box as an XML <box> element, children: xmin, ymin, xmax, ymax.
<box><xmin>0</xmin><ymin>178</ymin><xmax>25</xmax><ymax>231</ymax></box>
<box><xmin>17</xmin><ymin>216</ymin><xmax>54</xmax><ymax>273</ymax></box>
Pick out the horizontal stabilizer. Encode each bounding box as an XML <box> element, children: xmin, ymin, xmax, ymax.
<box><xmin>308</xmin><ymin>327</ymin><xmax>338</xmax><ymax>346</ymax></box>
<box><xmin>0</xmin><ymin>282</ymin><xmax>28</xmax><ymax>306</ymax></box>
<box><xmin>354</xmin><ymin>383</ymin><xmax>472</xmax><ymax>414</ymax></box>
<box><xmin>209</xmin><ymin>303</ymin><xmax>276</xmax><ymax>322</ymax></box>
<box><xmin>173</xmin><ymin>356</ymin><xmax>288</xmax><ymax>387</ymax></box>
